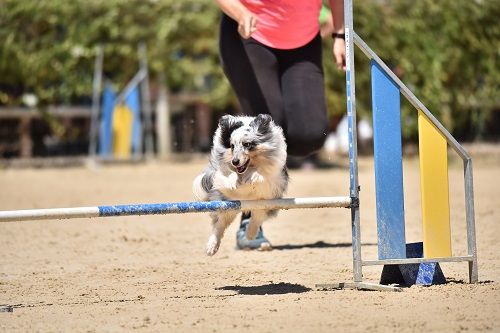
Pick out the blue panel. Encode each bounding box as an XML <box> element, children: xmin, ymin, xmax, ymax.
<box><xmin>371</xmin><ymin>60</ymin><xmax>406</xmax><ymax>259</ymax></box>
<box><xmin>99</xmin><ymin>85</ymin><xmax>116</xmax><ymax>157</ymax></box>
<box><xmin>125</xmin><ymin>86</ymin><xmax>142</xmax><ymax>154</ymax></box>
<box><xmin>98</xmin><ymin>200</ymin><xmax>241</xmax><ymax>217</ymax></box>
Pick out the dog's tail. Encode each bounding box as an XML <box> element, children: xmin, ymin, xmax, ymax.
<box><xmin>192</xmin><ymin>173</ymin><xmax>209</xmax><ymax>201</ymax></box>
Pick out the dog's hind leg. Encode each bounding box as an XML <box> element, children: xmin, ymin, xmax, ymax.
<box><xmin>206</xmin><ymin>211</ymin><xmax>238</xmax><ymax>256</ymax></box>
<box><xmin>245</xmin><ymin>210</ymin><xmax>269</xmax><ymax>240</ymax></box>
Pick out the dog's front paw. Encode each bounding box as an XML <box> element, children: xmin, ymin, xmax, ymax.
<box><xmin>214</xmin><ymin>172</ymin><xmax>238</xmax><ymax>191</ymax></box>
<box><xmin>250</xmin><ymin>171</ymin><xmax>264</xmax><ymax>184</ymax></box>
<box><xmin>206</xmin><ymin>235</ymin><xmax>221</xmax><ymax>256</ymax></box>
<box><xmin>226</xmin><ymin>172</ymin><xmax>239</xmax><ymax>190</ymax></box>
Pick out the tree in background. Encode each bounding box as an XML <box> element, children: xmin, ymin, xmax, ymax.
<box><xmin>323</xmin><ymin>0</ymin><xmax>499</xmax><ymax>140</ymax></box>
<box><xmin>0</xmin><ymin>0</ymin><xmax>498</xmax><ymax>140</ymax></box>
<box><xmin>0</xmin><ymin>0</ymin><xmax>230</xmax><ymax>108</ymax></box>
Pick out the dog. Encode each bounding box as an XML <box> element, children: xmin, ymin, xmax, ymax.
<box><xmin>193</xmin><ymin>114</ymin><xmax>288</xmax><ymax>256</ymax></box>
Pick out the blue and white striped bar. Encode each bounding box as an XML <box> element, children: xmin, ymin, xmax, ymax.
<box><xmin>0</xmin><ymin>196</ymin><xmax>352</xmax><ymax>222</ymax></box>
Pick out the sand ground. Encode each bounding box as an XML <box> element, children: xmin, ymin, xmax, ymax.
<box><xmin>0</xmin><ymin>150</ymin><xmax>499</xmax><ymax>332</ymax></box>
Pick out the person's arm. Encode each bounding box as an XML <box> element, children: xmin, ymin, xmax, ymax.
<box><xmin>214</xmin><ymin>0</ymin><xmax>257</xmax><ymax>39</ymax></box>
<box><xmin>328</xmin><ymin>0</ymin><xmax>346</xmax><ymax>71</ymax></box>
<box><xmin>319</xmin><ymin>6</ymin><xmax>335</xmax><ymax>38</ymax></box>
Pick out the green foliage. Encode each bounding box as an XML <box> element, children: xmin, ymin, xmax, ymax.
<box><xmin>387</xmin><ymin>0</ymin><xmax>500</xmax><ymax>140</ymax></box>
<box><xmin>324</xmin><ymin>0</ymin><xmax>499</xmax><ymax>139</ymax></box>
<box><xmin>0</xmin><ymin>0</ymin><xmax>498</xmax><ymax>139</ymax></box>
<box><xmin>0</xmin><ymin>0</ymin><xmax>232</xmax><ymax>107</ymax></box>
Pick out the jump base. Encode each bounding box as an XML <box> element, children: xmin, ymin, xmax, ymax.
<box><xmin>380</xmin><ymin>242</ymin><xmax>446</xmax><ymax>286</ymax></box>
<box><xmin>316</xmin><ymin>282</ymin><xmax>402</xmax><ymax>292</ymax></box>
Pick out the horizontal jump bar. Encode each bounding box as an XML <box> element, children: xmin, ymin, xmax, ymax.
<box><xmin>362</xmin><ymin>255</ymin><xmax>474</xmax><ymax>266</ymax></box>
<box><xmin>0</xmin><ymin>196</ymin><xmax>352</xmax><ymax>223</ymax></box>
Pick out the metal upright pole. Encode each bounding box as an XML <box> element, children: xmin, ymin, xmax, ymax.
<box><xmin>344</xmin><ymin>0</ymin><xmax>362</xmax><ymax>284</ymax></box>
<box><xmin>464</xmin><ymin>159</ymin><xmax>478</xmax><ymax>283</ymax></box>
<box><xmin>138</xmin><ymin>43</ymin><xmax>155</xmax><ymax>157</ymax></box>
<box><xmin>88</xmin><ymin>45</ymin><xmax>104</xmax><ymax>157</ymax></box>
<box><xmin>319</xmin><ymin>0</ymin><xmax>397</xmax><ymax>292</ymax></box>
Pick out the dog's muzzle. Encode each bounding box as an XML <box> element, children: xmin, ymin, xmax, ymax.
<box><xmin>232</xmin><ymin>158</ymin><xmax>250</xmax><ymax>174</ymax></box>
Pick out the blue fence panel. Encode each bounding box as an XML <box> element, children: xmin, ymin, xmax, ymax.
<box><xmin>371</xmin><ymin>60</ymin><xmax>406</xmax><ymax>260</ymax></box>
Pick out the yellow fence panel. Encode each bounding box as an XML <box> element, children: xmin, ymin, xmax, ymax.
<box><xmin>418</xmin><ymin>110</ymin><xmax>452</xmax><ymax>258</ymax></box>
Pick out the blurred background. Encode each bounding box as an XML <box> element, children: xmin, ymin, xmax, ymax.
<box><xmin>0</xmin><ymin>0</ymin><xmax>498</xmax><ymax>162</ymax></box>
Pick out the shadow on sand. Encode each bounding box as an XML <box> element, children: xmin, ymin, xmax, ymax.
<box><xmin>217</xmin><ymin>283</ymin><xmax>312</xmax><ymax>295</ymax></box>
<box><xmin>272</xmin><ymin>240</ymin><xmax>376</xmax><ymax>251</ymax></box>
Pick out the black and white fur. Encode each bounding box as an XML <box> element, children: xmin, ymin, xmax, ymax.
<box><xmin>193</xmin><ymin>114</ymin><xmax>288</xmax><ymax>256</ymax></box>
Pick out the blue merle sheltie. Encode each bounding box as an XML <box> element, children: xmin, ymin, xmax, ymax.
<box><xmin>193</xmin><ymin>114</ymin><xmax>288</xmax><ymax>256</ymax></box>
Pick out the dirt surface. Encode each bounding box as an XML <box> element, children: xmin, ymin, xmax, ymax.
<box><xmin>0</xmin><ymin>151</ymin><xmax>499</xmax><ymax>332</ymax></box>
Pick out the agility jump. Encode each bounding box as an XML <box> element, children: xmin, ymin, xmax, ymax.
<box><xmin>317</xmin><ymin>0</ymin><xmax>478</xmax><ymax>291</ymax></box>
<box><xmin>0</xmin><ymin>0</ymin><xmax>477</xmax><ymax>291</ymax></box>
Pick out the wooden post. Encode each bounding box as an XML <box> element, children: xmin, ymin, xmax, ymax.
<box><xmin>195</xmin><ymin>103</ymin><xmax>212</xmax><ymax>152</ymax></box>
<box><xmin>18</xmin><ymin>116</ymin><xmax>32</xmax><ymax>158</ymax></box>
<box><xmin>155</xmin><ymin>75</ymin><xmax>171</xmax><ymax>158</ymax></box>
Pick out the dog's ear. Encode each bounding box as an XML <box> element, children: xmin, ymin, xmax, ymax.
<box><xmin>251</xmin><ymin>114</ymin><xmax>272</xmax><ymax>135</ymax></box>
<box><xmin>218</xmin><ymin>114</ymin><xmax>234</xmax><ymax>127</ymax></box>
<box><xmin>219</xmin><ymin>115</ymin><xmax>243</xmax><ymax>148</ymax></box>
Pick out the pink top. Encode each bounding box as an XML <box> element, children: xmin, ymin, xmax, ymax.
<box><xmin>241</xmin><ymin>0</ymin><xmax>322</xmax><ymax>50</ymax></box>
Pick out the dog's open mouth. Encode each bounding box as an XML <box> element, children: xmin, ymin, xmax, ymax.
<box><xmin>235</xmin><ymin>160</ymin><xmax>250</xmax><ymax>174</ymax></box>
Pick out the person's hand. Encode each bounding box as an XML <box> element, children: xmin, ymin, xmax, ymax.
<box><xmin>237</xmin><ymin>10</ymin><xmax>257</xmax><ymax>39</ymax></box>
<box><xmin>333</xmin><ymin>37</ymin><xmax>346</xmax><ymax>71</ymax></box>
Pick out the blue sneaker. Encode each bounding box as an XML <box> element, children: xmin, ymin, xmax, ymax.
<box><xmin>236</xmin><ymin>217</ymin><xmax>272</xmax><ymax>251</ymax></box>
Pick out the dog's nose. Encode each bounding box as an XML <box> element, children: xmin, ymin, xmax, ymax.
<box><xmin>231</xmin><ymin>158</ymin><xmax>240</xmax><ymax>166</ymax></box>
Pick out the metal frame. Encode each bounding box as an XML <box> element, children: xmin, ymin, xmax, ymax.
<box><xmin>316</xmin><ymin>0</ymin><xmax>380</xmax><ymax>292</ymax></box>
<box><xmin>138</xmin><ymin>43</ymin><xmax>155</xmax><ymax>157</ymax></box>
<box><xmin>317</xmin><ymin>0</ymin><xmax>477</xmax><ymax>291</ymax></box>
<box><xmin>88</xmin><ymin>45</ymin><xmax>104</xmax><ymax>157</ymax></box>
<box><xmin>363</xmin><ymin>256</ymin><xmax>474</xmax><ymax>266</ymax></box>
<box><xmin>344</xmin><ymin>0</ymin><xmax>363</xmax><ymax>286</ymax></box>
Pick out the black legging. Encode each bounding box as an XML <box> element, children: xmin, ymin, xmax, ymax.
<box><xmin>219</xmin><ymin>14</ymin><xmax>329</xmax><ymax>157</ymax></box>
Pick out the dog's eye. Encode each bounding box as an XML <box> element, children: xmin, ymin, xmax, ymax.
<box><xmin>243</xmin><ymin>142</ymin><xmax>255</xmax><ymax>150</ymax></box>
<box><xmin>230</xmin><ymin>144</ymin><xmax>234</xmax><ymax>150</ymax></box>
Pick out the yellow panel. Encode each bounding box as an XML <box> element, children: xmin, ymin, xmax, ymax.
<box><xmin>112</xmin><ymin>105</ymin><xmax>133</xmax><ymax>158</ymax></box>
<box><xmin>418</xmin><ymin>110</ymin><xmax>452</xmax><ymax>258</ymax></box>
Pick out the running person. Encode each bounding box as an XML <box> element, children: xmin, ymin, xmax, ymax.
<box><xmin>215</xmin><ymin>0</ymin><xmax>346</xmax><ymax>249</ymax></box>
